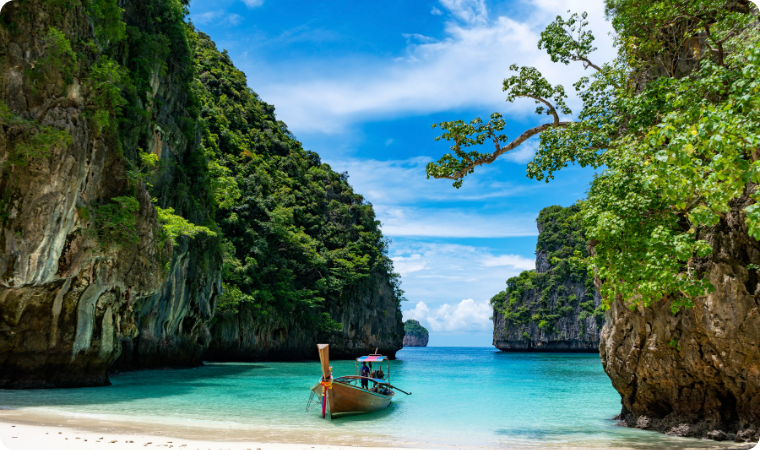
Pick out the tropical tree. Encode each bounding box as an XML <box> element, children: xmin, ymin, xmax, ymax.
<box><xmin>426</xmin><ymin>1</ymin><xmax>760</xmax><ymax>312</ymax></box>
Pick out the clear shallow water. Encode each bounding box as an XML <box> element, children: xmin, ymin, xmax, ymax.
<box><xmin>0</xmin><ymin>348</ymin><xmax>738</xmax><ymax>449</ymax></box>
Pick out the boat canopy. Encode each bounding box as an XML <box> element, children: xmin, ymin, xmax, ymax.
<box><xmin>356</xmin><ymin>355</ymin><xmax>387</xmax><ymax>362</ymax></box>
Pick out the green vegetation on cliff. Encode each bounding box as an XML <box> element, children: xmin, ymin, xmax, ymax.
<box><xmin>490</xmin><ymin>205</ymin><xmax>602</xmax><ymax>335</ymax></box>
<box><xmin>1</xmin><ymin>0</ymin><xmax>401</xmax><ymax>332</ymax></box>
<box><xmin>429</xmin><ymin>1</ymin><xmax>760</xmax><ymax>314</ymax></box>
<box><xmin>404</xmin><ymin>319</ymin><xmax>429</xmax><ymax>338</ymax></box>
<box><xmin>188</xmin><ymin>30</ymin><xmax>403</xmax><ymax>328</ymax></box>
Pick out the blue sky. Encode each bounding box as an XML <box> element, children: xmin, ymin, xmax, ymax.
<box><xmin>188</xmin><ymin>0</ymin><xmax>616</xmax><ymax>346</ymax></box>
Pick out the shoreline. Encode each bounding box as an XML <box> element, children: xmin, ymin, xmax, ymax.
<box><xmin>0</xmin><ymin>420</ymin><xmax>421</xmax><ymax>450</ymax></box>
<box><xmin>0</xmin><ymin>409</ymin><xmax>754</xmax><ymax>450</ymax></box>
<box><xmin>0</xmin><ymin>409</ymin><xmax>413</xmax><ymax>449</ymax></box>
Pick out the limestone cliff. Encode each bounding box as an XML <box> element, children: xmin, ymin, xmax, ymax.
<box><xmin>491</xmin><ymin>205</ymin><xmax>603</xmax><ymax>352</ymax></box>
<box><xmin>0</xmin><ymin>0</ymin><xmax>404</xmax><ymax>388</ymax></box>
<box><xmin>205</xmin><ymin>270</ymin><xmax>403</xmax><ymax>360</ymax></box>
<box><xmin>601</xmin><ymin>191</ymin><xmax>760</xmax><ymax>441</ymax></box>
<box><xmin>0</xmin><ymin>0</ymin><xmax>221</xmax><ymax>387</ymax></box>
<box><xmin>402</xmin><ymin>319</ymin><xmax>428</xmax><ymax>347</ymax></box>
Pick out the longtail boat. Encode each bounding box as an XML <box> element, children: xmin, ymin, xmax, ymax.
<box><xmin>310</xmin><ymin>344</ymin><xmax>411</xmax><ymax>419</ymax></box>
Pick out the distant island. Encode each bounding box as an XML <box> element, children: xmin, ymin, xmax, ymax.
<box><xmin>403</xmin><ymin>320</ymin><xmax>429</xmax><ymax>347</ymax></box>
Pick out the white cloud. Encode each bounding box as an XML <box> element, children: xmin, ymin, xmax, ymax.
<box><xmin>403</xmin><ymin>299</ymin><xmax>492</xmax><ymax>333</ymax></box>
<box><xmin>503</xmin><ymin>136</ymin><xmax>539</xmax><ymax>163</ymax></box>
<box><xmin>439</xmin><ymin>0</ymin><xmax>488</xmax><ymax>25</ymax></box>
<box><xmin>241</xmin><ymin>0</ymin><xmax>264</xmax><ymax>7</ymax></box>
<box><xmin>193</xmin><ymin>10</ymin><xmax>243</xmax><ymax>26</ymax></box>
<box><xmin>249</xmin><ymin>0</ymin><xmax>615</xmax><ymax>134</ymax></box>
<box><xmin>390</xmin><ymin>240</ymin><xmax>534</xmax><ymax>314</ymax></box>
<box><xmin>378</xmin><ymin>206</ymin><xmax>536</xmax><ymax>237</ymax></box>
<box><xmin>431</xmin><ymin>6</ymin><xmax>443</xmax><ymax>16</ymax></box>
<box><xmin>393</xmin><ymin>254</ymin><xmax>427</xmax><ymax>276</ymax></box>
<box><xmin>325</xmin><ymin>156</ymin><xmax>545</xmax><ymax>237</ymax></box>
<box><xmin>482</xmin><ymin>254</ymin><xmax>534</xmax><ymax>269</ymax></box>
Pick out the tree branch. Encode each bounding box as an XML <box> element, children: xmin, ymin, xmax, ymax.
<box><xmin>432</xmin><ymin>121</ymin><xmax>572</xmax><ymax>180</ymax></box>
<box><xmin>525</xmin><ymin>95</ymin><xmax>560</xmax><ymax>125</ymax></box>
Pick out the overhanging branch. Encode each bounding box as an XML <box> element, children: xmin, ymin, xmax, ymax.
<box><xmin>432</xmin><ymin>121</ymin><xmax>572</xmax><ymax>180</ymax></box>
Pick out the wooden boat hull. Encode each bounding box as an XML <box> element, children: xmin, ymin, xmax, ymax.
<box><xmin>329</xmin><ymin>381</ymin><xmax>393</xmax><ymax>418</ymax></box>
<box><xmin>313</xmin><ymin>344</ymin><xmax>394</xmax><ymax>419</ymax></box>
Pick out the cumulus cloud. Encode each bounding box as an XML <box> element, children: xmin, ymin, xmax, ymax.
<box><xmin>403</xmin><ymin>299</ymin><xmax>492</xmax><ymax>333</ymax></box>
<box><xmin>431</xmin><ymin>6</ymin><xmax>443</xmax><ymax>16</ymax></box>
<box><xmin>389</xmin><ymin>240</ymin><xmax>534</xmax><ymax>313</ymax></box>
<box><xmin>249</xmin><ymin>0</ymin><xmax>615</xmax><ymax>134</ymax></box>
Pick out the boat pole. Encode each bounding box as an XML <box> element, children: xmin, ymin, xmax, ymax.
<box><xmin>317</xmin><ymin>344</ymin><xmax>332</xmax><ymax>419</ymax></box>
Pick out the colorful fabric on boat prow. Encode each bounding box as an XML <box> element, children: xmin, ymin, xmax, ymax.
<box><xmin>356</xmin><ymin>355</ymin><xmax>387</xmax><ymax>362</ymax></box>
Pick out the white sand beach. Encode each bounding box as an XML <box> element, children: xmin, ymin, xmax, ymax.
<box><xmin>0</xmin><ymin>420</ymin><xmax>422</xmax><ymax>450</ymax></box>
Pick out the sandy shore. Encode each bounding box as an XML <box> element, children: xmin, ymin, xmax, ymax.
<box><xmin>0</xmin><ymin>410</ymin><xmax>754</xmax><ymax>450</ymax></box>
<box><xmin>0</xmin><ymin>421</ymin><xmax>421</xmax><ymax>450</ymax></box>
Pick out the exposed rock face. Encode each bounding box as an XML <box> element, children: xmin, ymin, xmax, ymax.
<box><xmin>402</xmin><ymin>334</ymin><xmax>428</xmax><ymax>347</ymax></box>
<box><xmin>403</xmin><ymin>319</ymin><xmax>428</xmax><ymax>347</ymax></box>
<box><xmin>492</xmin><ymin>249</ymin><xmax>602</xmax><ymax>352</ymax></box>
<box><xmin>600</xmin><ymin>192</ymin><xmax>760</xmax><ymax>440</ymax></box>
<box><xmin>0</xmin><ymin>0</ymin><xmax>221</xmax><ymax>387</ymax></box>
<box><xmin>205</xmin><ymin>271</ymin><xmax>404</xmax><ymax>360</ymax></box>
<box><xmin>492</xmin><ymin>206</ymin><xmax>602</xmax><ymax>352</ymax></box>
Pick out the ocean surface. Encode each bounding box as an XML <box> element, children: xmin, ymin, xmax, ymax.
<box><xmin>0</xmin><ymin>348</ymin><xmax>739</xmax><ymax>449</ymax></box>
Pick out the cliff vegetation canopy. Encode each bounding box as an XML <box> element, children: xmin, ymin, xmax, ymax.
<box><xmin>428</xmin><ymin>0</ymin><xmax>760</xmax><ymax>313</ymax></box>
<box><xmin>490</xmin><ymin>205</ymin><xmax>603</xmax><ymax>335</ymax></box>
<box><xmin>0</xmin><ymin>0</ymin><xmax>403</xmax><ymax>332</ymax></box>
<box><xmin>404</xmin><ymin>319</ymin><xmax>429</xmax><ymax>338</ymax></box>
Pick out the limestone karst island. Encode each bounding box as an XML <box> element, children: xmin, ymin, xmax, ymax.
<box><xmin>1</xmin><ymin>0</ymin><xmax>760</xmax><ymax>449</ymax></box>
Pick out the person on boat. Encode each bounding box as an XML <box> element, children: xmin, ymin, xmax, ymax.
<box><xmin>360</xmin><ymin>362</ymin><xmax>370</xmax><ymax>389</ymax></box>
<box><xmin>375</xmin><ymin>366</ymin><xmax>385</xmax><ymax>379</ymax></box>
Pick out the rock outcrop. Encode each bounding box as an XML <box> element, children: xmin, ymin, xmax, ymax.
<box><xmin>600</xmin><ymin>192</ymin><xmax>760</xmax><ymax>441</ymax></box>
<box><xmin>491</xmin><ymin>205</ymin><xmax>603</xmax><ymax>352</ymax></box>
<box><xmin>0</xmin><ymin>0</ymin><xmax>403</xmax><ymax>388</ymax></box>
<box><xmin>403</xmin><ymin>319</ymin><xmax>428</xmax><ymax>347</ymax></box>
<box><xmin>204</xmin><ymin>270</ymin><xmax>404</xmax><ymax>360</ymax></box>
<box><xmin>0</xmin><ymin>0</ymin><xmax>221</xmax><ymax>387</ymax></box>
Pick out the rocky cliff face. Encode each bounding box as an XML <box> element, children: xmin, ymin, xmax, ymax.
<box><xmin>402</xmin><ymin>334</ymin><xmax>428</xmax><ymax>347</ymax></box>
<box><xmin>402</xmin><ymin>319</ymin><xmax>428</xmax><ymax>347</ymax></box>
<box><xmin>491</xmin><ymin>206</ymin><xmax>603</xmax><ymax>352</ymax></box>
<box><xmin>205</xmin><ymin>270</ymin><xmax>404</xmax><ymax>360</ymax></box>
<box><xmin>0</xmin><ymin>0</ymin><xmax>403</xmax><ymax>388</ymax></box>
<box><xmin>600</xmin><ymin>192</ymin><xmax>760</xmax><ymax>441</ymax></box>
<box><xmin>0</xmin><ymin>0</ymin><xmax>220</xmax><ymax>387</ymax></box>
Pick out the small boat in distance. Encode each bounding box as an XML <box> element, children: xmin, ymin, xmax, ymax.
<box><xmin>310</xmin><ymin>344</ymin><xmax>411</xmax><ymax>419</ymax></box>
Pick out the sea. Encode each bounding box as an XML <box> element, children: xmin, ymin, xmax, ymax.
<box><xmin>0</xmin><ymin>347</ymin><xmax>742</xmax><ymax>449</ymax></box>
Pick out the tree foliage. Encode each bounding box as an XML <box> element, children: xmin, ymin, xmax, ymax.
<box><xmin>431</xmin><ymin>1</ymin><xmax>760</xmax><ymax>313</ymax></box>
<box><xmin>404</xmin><ymin>319</ymin><xmax>429</xmax><ymax>338</ymax></box>
<box><xmin>189</xmin><ymin>30</ymin><xmax>403</xmax><ymax>327</ymax></box>
<box><xmin>491</xmin><ymin>205</ymin><xmax>602</xmax><ymax>333</ymax></box>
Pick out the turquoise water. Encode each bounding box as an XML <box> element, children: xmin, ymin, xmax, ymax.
<box><xmin>0</xmin><ymin>348</ymin><xmax>736</xmax><ymax>449</ymax></box>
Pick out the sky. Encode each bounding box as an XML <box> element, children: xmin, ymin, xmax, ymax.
<box><xmin>188</xmin><ymin>0</ymin><xmax>617</xmax><ymax>346</ymax></box>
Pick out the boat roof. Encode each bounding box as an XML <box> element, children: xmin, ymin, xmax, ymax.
<box><xmin>356</xmin><ymin>355</ymin><xmax>387</xmax><ymax>362</ymax></box>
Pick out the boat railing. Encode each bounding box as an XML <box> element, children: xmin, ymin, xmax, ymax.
<box><xmin>334</xmin><ymin>375</ymin><xmax>389</xmax><ymax>385</ymax></box>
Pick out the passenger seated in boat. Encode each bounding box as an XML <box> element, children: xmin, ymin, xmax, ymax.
<box><xmin>375</xmin><ymin>367</ymin><xmax>384</xmax><ymax>379</ymax></box>
<box><xmin>360</xmin><ymin>362</ymin><xmax>370</xmax><ymax>389</ymax></box>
